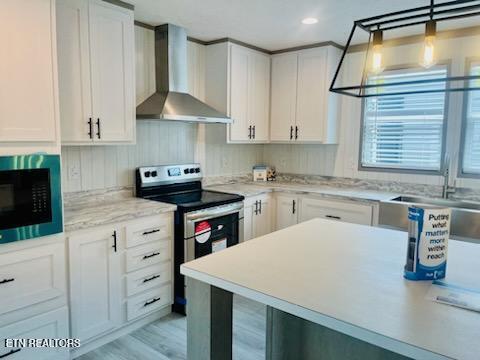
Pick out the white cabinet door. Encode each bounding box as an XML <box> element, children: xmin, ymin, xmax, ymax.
<box><xmin>0</xmin><ymin>307</ymin><xmax>69</xmax><ymax>360</ymax></box>
<box><xmin>249</xmin><ymin>52</ymin><xmax>270</xmax><ymax>142</ymax></box>
<box><xmin>252</xmin><ymin>195</ymin><xmax>272</xmax><ymax>238</ymax></box>
<box><xmin>229</xmin><ymin>44</ymin><xmax>250</xmax><ymax>141</ymax></box>
<box><xmin>275</xmin><ymin>194</ymin><xmax>299</xmax><ymax>230</ymax></box>
<box><xmin>69</xmin><ymin>226</ymin><xmax>122</xmax><ymax>341</ymax></box>
<box><xmin>295</xmin><ymin>48</ymin><xmax>327</xmax><ymax>142</ymax></box>
<box><xmin>135</xmin><ymin>25</ymin><xmax>156</xmax><ymax>105</ymax></box>
<box><xmin>0</xmin><ymin>0</ymin><xmax>58</xmax><ymax>142</ymax></box>
<box><xmin>56</xmin><ymin>0</ymin><xmax>93</xmax><ymax>143</ymax></box>
<box><xmin>242</xmin><ymin>201</ymin><xmax>254</xmax><ymax>242</ymax></box>
<box><xmin>299</xmin><ymin>197</ymin><xmax>373</xmax><ymax>226</ymax></box>
<box><xmin>89</xmin><ymin>0</ymin><xmax>135</xmax><ymax>143</ymax></box>
<box><xmin>0</xmin><ymin>242</ymin><xmax>66</xmax><ymax>316</ymax></box>
<box><xmin>270</xmin><ymin>53</ymin><xmax>298</xmax><ymax>142</ymax></box>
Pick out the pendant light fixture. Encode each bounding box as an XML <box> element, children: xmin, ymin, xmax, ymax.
<box><xmin>371</xmin><ymin>29</ymin><xmax>384</xmax><ymax>74</ymax></box>
<box><xmin>330</xmin><ymin>0</ymin><xmax>480</xmax><ymax>98</ymax></box>
<box><xmin>421</xmin><ymin>1</ymin><xmax>437</xmax><ymax>68</ymax></box>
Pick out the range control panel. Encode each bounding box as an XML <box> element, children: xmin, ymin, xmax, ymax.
<box><xmin>138</xmin><ymin>163</ymin><xmax>202</xmax><ymax>185</ymax></box>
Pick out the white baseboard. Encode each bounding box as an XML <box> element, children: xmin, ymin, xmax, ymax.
<box><xmin>70</xmin><ymin>306</ymin><xmax>171</xmax><ymax>359</ymax></box>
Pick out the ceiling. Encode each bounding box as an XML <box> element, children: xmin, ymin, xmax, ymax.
<box><xmin>127</xmin><ymin>0</ymin><xmax>459</xmax><ymax>51</ymax></box>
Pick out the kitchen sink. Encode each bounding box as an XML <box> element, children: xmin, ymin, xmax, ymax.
<box><xmin>391</xmin><ymin>196</ymin><xmax>480</xmax><ymax>211</ymax></box>
<box><xmin>379</xmin><ymin>196</ymin><xmax>480</xmax><ymax>243</ymax></box>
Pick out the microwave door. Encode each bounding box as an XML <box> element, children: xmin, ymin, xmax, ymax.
<box><xmin>0</xmin><ymin>169</ymin><xmax>52</xmax><ymax>231</ymax></box>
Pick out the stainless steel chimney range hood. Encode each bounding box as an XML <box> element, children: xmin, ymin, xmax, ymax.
<box><xmin>136</xmin><ymin>24</ymin><xmax>231</xmax><ymax>123</ymax></box>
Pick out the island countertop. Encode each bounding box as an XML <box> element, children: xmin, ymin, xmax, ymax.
<box><xmin>181</xmin><ymin>219</ymin><xmax>480</xmax><ymax>360</ymax></box>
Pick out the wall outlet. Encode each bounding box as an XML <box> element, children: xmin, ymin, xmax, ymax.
<box><xmin>222</xmin><ymin>156</ymin><xmax>229</xmax><ymax>169</ymax></box>
<box><xmin>68</xmin><ymin>164</ymin><xmax>81</xmax><ymax>181</ymax></box>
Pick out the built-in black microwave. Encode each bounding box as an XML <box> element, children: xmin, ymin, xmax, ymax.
<box><xmin>0</xmin><ymin>154</ymin><xmax>63</xmax><ymax>244</ymax></box>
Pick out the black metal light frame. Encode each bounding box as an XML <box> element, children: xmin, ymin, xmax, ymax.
<box><xmin>330</xmin><ymin>0</ymin><xmax>480</xmax><ymax>98</ymax></box>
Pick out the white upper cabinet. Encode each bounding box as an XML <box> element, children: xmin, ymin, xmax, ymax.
<box><xmin>270</xmin><ymin>45</ymin><xmax>341</xmax><ymax>144</ymax></box>
<box><xmin>229</xmin><ymin>45</ymin><xmax>250</xmax><ymax>141</ymax></box>
<box><xmin>249</xmin><ymin>52</ymin><xmax>271</xmax><ymax>142</ymax></box>
<box><xmin>206</xmin><ymin>42</ymin><xmax>271</xmax><ymax>143</ymax></box>
<box><xmin>270</xmin><ymin>52</ymin><xmax>298</xmax><ymax>142</ymax></box>
<box><xmin>135</xmin><ymin>25</ymin><xmax>156</xmax><ymax>105</ymax></box>
<box><xmin>0</xmin><ymin>0</ymin><xmax>59</xmax><ymax>151</ymax></box>
<box><xmin>56</xmin><ymin>0</ymin><xmax>135</xmax><ymax>145</ymax></box>
<box><xmin>56</xmin><ymin>0</ymin><xmax>92</xmax><ymax>143</ymax></box>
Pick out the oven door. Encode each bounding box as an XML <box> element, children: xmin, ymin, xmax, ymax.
<box><xmin>0</xmin><ymin>155</ymin><xmax>63</xmax><ymax>244</ymax></box>
<box><xmin>184</xmin><ymin>202</ymin><xmax>244</xmax><ymax>262</ymax></box>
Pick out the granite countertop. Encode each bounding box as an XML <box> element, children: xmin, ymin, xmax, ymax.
<box><xmin>205</xmin><ymin>181</ymin><xmax>398</xmax><ymax>203</ymax></box>
<box><xmin>64</xmin><ymin>192</ymin><xmax>176</xmax><ymax>232</ymax></box>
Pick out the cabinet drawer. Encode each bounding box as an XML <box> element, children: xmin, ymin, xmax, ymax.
<box><xmin>0</xmin><ymin>307</ymin><xmax>69</xmax><ymax>360</ymax></box>
<box><xmin>126</xmin><ymin>215</ymin><xmax>173</xmax><ymax>248</ymax></box>
<box><xmin>125</xmin><ymin>240</ymin><xmax>170</xmax><ymax>273</ymax></box>
<box><xmin>300</xmin><ymin>198</ymin><xmax>373</xmax><ymax>226</ymax></box>
<box><xmin>126</xmin><ymin>284</ymin><xmax>172</xmax><ymax>321</ymax></box>
<box><xmin>0</xmin><ymin>243</ymin><xmax>65</xmax><ymax>315</ymax></box>
<box><xmin>126</xmin><ymin>261</ymin><xmax>172</xmax><ymax>297</ymax></box>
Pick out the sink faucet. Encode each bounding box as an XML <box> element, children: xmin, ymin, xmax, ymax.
<box><xmin>442</xmin><ymin>156</ymin><xmax>456</xmax><ymax>199</ymax></box>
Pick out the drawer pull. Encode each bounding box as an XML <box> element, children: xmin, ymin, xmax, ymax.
<box><xmin>0</xmin><ymin>278</ymin><xmax>14</xmax><ymax>285</ymax></box>
<box><xmin>325</xmin><ymin>215</ymin><xmax>341</xmax><ymax>220</ymax></box>
<box><xmin>143</xmin><ymin>252</ymin><xmax>160</xmax><ymax>260</ymax></box>
<box><xmin>143</xmin><ymin>274</ymin><xmax>160</xmax><ymax>283</ymax></box>
<box><xmin>144</xmin><ymin>297</ymin><xmax>161</xmax><ymax>307</ymax></box>
<box><xmin>142</xmin><ymin>229</ymin><xmax>160</xmax><ymax>236</ymax></box>
<box><xmin>0</xmin><ymin>349</ymin><xmax>21</xmax><ymax>358</ymax></box>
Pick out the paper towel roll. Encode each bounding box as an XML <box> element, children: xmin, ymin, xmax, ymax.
<box><xmin>404</xmin><ymin>206</ymin><xmax>451</xmax><ymax>281</ymax></box>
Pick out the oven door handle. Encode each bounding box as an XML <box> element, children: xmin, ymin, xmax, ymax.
<box><xmin>184</xmin><ymin>202</ymin><xmax>244</xmax><ymax>223</ymax></box>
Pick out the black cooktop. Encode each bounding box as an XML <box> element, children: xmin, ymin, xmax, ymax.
<box><xmin>148</xmin><ymin>190</ymin><xmax>244</xmax><ymax>212</ymax></box>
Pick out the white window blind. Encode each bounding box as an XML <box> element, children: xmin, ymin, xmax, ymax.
<box><xmin>361</xmin><ymin>67</ymin><xmax>447</xmax><ymax>171</ymax></box>
<box><xmin>462</xmin><ymin>64</ymin><xmax>480</xmax><ymax>175</ymax></box>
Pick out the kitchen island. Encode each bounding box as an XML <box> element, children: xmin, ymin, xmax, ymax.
<box><xmin>180</xmin><ymin>219</ymin><xmax>480</xmax><ymax>360</ymax></box>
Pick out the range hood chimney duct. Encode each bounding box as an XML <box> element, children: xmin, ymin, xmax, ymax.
<box><xmin>136</xmin><ymin>24</ymin><xmax>231</xmax><ymax>123</ymax></box>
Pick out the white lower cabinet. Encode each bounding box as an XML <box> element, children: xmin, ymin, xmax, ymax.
<box><xmin>0</xmin><ymin>237</ymin><xmax>68</xmax><ymax>359</ymax></box>
<box><xmin>243</xmin><ymin>194</ymin><xmax>272</xmax><ymax>241</ymax></box>
<box><xmin>0</xmin><ymin>242</ymin><xmax>66</xmax><ymax>315</ymax></box>
<box><xmin>274</xmin><ymin>194</ymin><xmax>375</xmax><ymax>231</ymax></box>
<box><xmin>0</xmin><ymin>307</ymin><xmax>69</xmax><ymax>360</ymax></box>
<box><xmin>299</xmin><ymin>197</ymin><xmax>373</xmax><ymax>226</ymax></box>
<box><xmin>68</xmin><ymin>226</ymin><xmax>122</xmax><ymax>342</ymax></box>
<box><xmin>275</xmin><ymin>194</ymin><xmax>299</xmax><ymax>230</ymax></box>
<box><xmin>68</xmin><ymin>213</ymin><xmax>174</xmax><ymax>348</ymax></box>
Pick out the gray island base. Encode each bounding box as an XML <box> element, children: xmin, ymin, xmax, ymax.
<box><xmin>187</xmin><ymin>277</ymin><xmax>408</xmax><ymax>360</ymax></box>
<box><xmin>181</xmin><ymin>219</ymin><xmax>480</xmax><ymax>360</ymax></box>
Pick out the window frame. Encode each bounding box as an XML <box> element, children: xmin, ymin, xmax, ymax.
<box><xmin>458</xmin><ymin>57</ymin><xmax>480</xmax><ymax>179</ymax></box>
<box><xmin>358</xmin><ymin>62</ymin><xmax>451</xmax><ymax>175</ymax></box>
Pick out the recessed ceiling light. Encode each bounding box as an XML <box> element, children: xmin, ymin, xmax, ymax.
<box><xmin>302</xmin><ymin>17</ymin><xmax>318</xmax><ymax>25</ymax></box>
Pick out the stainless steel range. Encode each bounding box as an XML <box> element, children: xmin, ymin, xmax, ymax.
<box><xmin>135</xmin><ymin>163</ymin><xmax>244</xmax><ymax>314</ymax></box>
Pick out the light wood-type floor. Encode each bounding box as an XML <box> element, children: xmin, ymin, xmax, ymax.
<box><xmin>77</xmin><ymin>296</ymin><xmax>266</xmax><ymax>360</ymax></box>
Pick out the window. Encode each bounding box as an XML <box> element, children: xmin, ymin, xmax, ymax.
<box><xmin>361</xmin><ymin>66</ymin><xmax>448</xmax><ymax>172</ymax></box>
<box><xmin>462</xmin><ymin>63</ymin><xmax>480</xmax><ymax>176</ymax></box>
